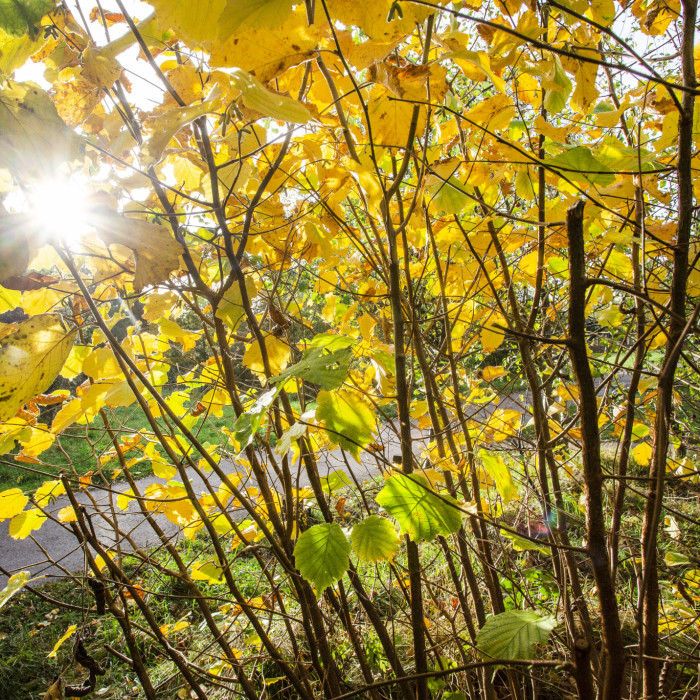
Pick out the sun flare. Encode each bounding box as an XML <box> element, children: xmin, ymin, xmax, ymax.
<box><xmin>26</xmin><ymin>178</ymin><xmax>93</xmax><ymax>243</ymax></box>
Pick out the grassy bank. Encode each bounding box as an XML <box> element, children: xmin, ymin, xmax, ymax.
<box><xmin>0</xmin><ymin>405</ymin><xmax>240</xmax><ymax>493</ymax></box>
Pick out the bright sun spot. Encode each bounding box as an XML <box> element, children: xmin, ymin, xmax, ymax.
<box><xmin>25</xmin><ymin>178</ymin><xmax>93</xmax><ymax>243</ymax></box>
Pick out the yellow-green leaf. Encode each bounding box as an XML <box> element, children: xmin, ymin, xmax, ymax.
<box><xmin>230</xmin><ymin>67</ymin><xmax>311</xmax><ymax>124</ymax></box>
<box><xmin>315</xmin><ymin>389</ymin><xmax>376</xmax><ymax>459</ymax></box>
<box><xmin>0</xmin><ymin>314</ymin><xmax>76</xmax><ymax>422</ymax></box>
<box><xmin>376</xmin><ymin>473</ymin><xmax>462</xmax><ymax>543</ymax></box>
<box><xmin>294</xmin><ymin>522</ymin><xmax>350</xmax><ymax>594</ymax></box>
<box><xmin>351</xmin><ymin>515</ymin><xmax>400</xmax><ymax>562</ymax></box>
<box><xmin>479</xmin><ymin>449</ymin><xmax>518</xmax><ymax>503</ymax></box>
<box><xmin>0</xmin><ymin>0</ymin><xmax>53</xmax><ymax>38</ymax></box>
<box><xmin>0</xmin><ymin>570</ymin><xmax>31</xmax><ymax>609</ymax></box>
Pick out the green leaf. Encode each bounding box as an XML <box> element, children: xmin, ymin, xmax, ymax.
<box><xmin>376</xmin><ymin>473</ymin><xmax>462</xmax><ymax>542</ymax></box>
<box><xmin>272</xmin><ymin>346</ymin><xmax>352</xmax><ymax>391</ymax></box>
<box><xmin>478</xmin><ymin>449</ymin><xmax>518</xmax><ymax>503</ymax></box>
<box><xmin>0</xmin><ymin>569</ymin><xmax>30</xmax><ymax>609</ymax></box>
<box><xmin>0</xmin><ymin>0</ymin><xmax>53</xmax><ymax>38</ymax></box>
<box><xmin>315</xmin><ymin>389</ymin><xmax>376</xmax><ymax>459</ymax></box>
<box><xmin>351</xmin><ymin>515</ymin><xmax>400</xmax><ymax>562</ymax></box>
<box><xmin>476</xmin><ymin>610</ymin><xmax>557</xmax><ymax>660</ymax></box>
<box><xmin>232</xmin><ymin>386</ymin><xmax>280</xmax><ymax>451</ymax></box>
<box><xmin>294</xmin><ymin>523</ymin><xmax>350</xmax><ymax>594</ymax></box>
<box><xmin>545</xmin><ymin>146</ymin><xmax>614</xmax><ymax>187</ymax></box>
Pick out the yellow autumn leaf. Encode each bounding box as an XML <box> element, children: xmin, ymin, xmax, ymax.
<box><xmin>160</xmin><ymin>619</ymin><xmax>190</xmax><ymax>636</ymax></box>
<box><xmin>191</xmin><ymin>560</ymin><xmax>225</xmax><ymax>585</ymax></box>
<box><xmin>464</xmin><ymin>93</ymin><xmax>514</xmax><ymax>131</ymax></box>
<box><xmin>242</xmin><ymin>334</ymin><xmax>291</xmax><ymax>381</ymax></box>
<box><xmin>0</xmin><ymin>488</ymin><xmax>28</xmax><ymax>521</ymax></box>
<box><xmin>9</xmin><ymin>507</ymin><xmax>46</xmax><ymax>539</ymax></box>
<box><xmin>367</xmin><ymin>86</ymin><xmax>427</xmax><ymax>147</ymax></box>
<box><xmin>0</xmin><ymin>314</ymin><xmax>76</xmax><ymax>422</ymax></box>
<box><xmin>96</xmin><ymin>211</ymin><xmax>184</xmax><ymax>292</ymax></box>
<box><xmin>34</xmin><ymin>480</ymin><xmax>66</xmax><ymax>507</ymax></box>
<box><xmin>171</xmin><ymin>155</ymin><xmax>204</xmax><ymax>191</ymax></box>
<box><xmin>140</xmin><ymin>91</ymin><xmax>221</xmax><ymax>165</ymax></box>
<box><xmin>143</xmin><ymin>291</ymin><xmax>179</xmax><ymax>323</ymax></box>
<box><xmin>215</xmin><ymin>276</ymin><xmax>258</xmax><ymax>330</ymax></box>
<box><xmin>153</xmin><ymin>461</ymin><xmax>177</xmax><ymax>480</ymax></box>
<box><xmin>52</xmin><ymin>75</ymin><xmax>102</xmax><ymax>126</ymax></box>
<box><xmin>482</xmin><ymin>366</ymin><xmax>507</xmax><ymax>381</ymax></box>
<box><xmin>57</xmin><ymin>506</ymin><xmax>78</xmax><ymax>523</ymax></box>
<box><xmin>210</xmin><ymin>5</ymin><xmax>319</xmax><ymax>84</ymax></box>
<box><xmin>117</xmin><ymin>489</ymin><xmax>135</xmax><ymax>511</ymax></box>
<box><xmin>93</xmin><ymin>552</ymin><xmax>114</xmax><ymax>572</ymax></box>
<box><xmin>633</xmin><ymin>442</ymin><xmax>653</xmax><ymax>466</ymax></box>
<box><xmin>158</xmin><ymin>317</ymin><xmax>200</xmax><ymax>351</ymax></box>
<box><xmin>81</xmin><ymin>45</ymin><xmax>122</xmax><ymax>89</ymax></box>
<box><xmin>48</xmin><ymin>624</ymin><xmax>77</xmax><ymax>658</ymax></box>
<box><xmin>358</xmin><ymin>313</ymin><xmax>376</xmax><ymax>343</ymax></box>
<box><xmin>144</xmin><ymin>483</ymin><xmax>196</xmax><ymax>525</ymax></box>
<box><xmin>82</xmin><ymin>346</ymin><xmax>122</xmax><ymax>380</ymax></box>
<box><xmin>481</xmin><ymin>316</ymin><xmax>506</xmax><ymax>352</ymax></box>
<box><xmin>59</xmin><ymin>345</ymin><xmax>90</xmax><ymax>380</ymax></box>
<box><xmin>588</xmin><ymin>0</ymin><xmax>616</xmax><ymax>25</ymax></box>
<box><xmin>50</xmin><ymin>398</ymin><xmax>85</xmax><ymax>434</ymax></box>
<box><xmin>0</xmin><ymin>80</ymin><xmax>83</xmax><ymax>180</ymax></box>
<box><xmin>219</xmin><ymin>0</ymin><xmax>294</xmax><ymax>34</ymax></box>
<box><xmin>150</xmin><ymin>0</ymin><xmax>227</xmax><ymax>44</ymax></box>
<box><xmin>20</xmin><ymin>427</ymin><xmax>55</xmax><ymax>458</ymax></box>
<box><xmin>570</xmin><ymin>53</ymin><xmax>600</xmax><ymax>115</ymax></box>
<box><xmin>325</xmin><ymin>0</ymin><xmax>431</xmax><ymax>41</ymax></box>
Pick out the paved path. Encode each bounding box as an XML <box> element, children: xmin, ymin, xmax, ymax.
<box><xmin>0</xmin><ymin>421</ymin><xmax>427</xmax><ymax>586</ymax></box>
<box><xmin>0</xmin><ymin>386</ymin><xmax>542</xmax><ymax>587</ymax></box>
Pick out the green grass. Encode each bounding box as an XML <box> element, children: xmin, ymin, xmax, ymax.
<box><xmin>0</xmin><ymin>535</ymin><xmax>276</xmax><ymax>699</ymax></box>
<box><xmin>0</xmin><ymin>404</ymin><xmax>241</xmax><ymax>492</ymax></box>
<box><xmin>0</xmin><ymin>578</ymin><xmax>141</xmax><ymax>699</ymax></box>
